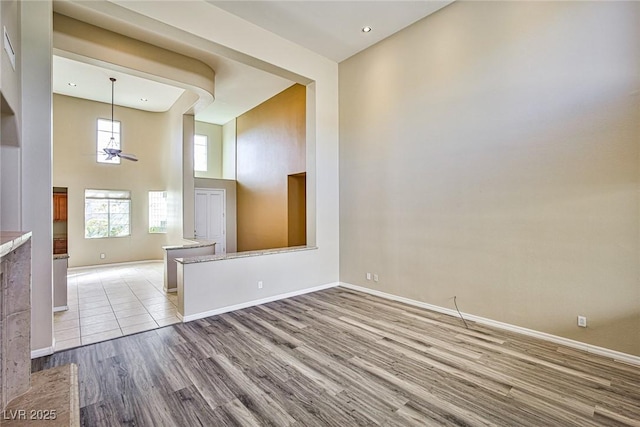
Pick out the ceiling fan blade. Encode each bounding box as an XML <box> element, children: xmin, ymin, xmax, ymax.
<box><xmin>118</xmin><ymin>152</ymin><xmax>138</xmax><ymax>162</ymax></box>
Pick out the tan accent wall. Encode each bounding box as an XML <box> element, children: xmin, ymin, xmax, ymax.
<box><xmin>339</xmin><ymin>1</ymin><xmax>640</xmax><ymax>355</ymax></box>
<box><xmin>288</xmin><ymin>173</ymin><xmax>307</xmax><ymax>247</ymax></box>
<box><xmin>236</xmin><ymin>84</ymin><xmax>306</xmax><ymax>251</ymax></box>
<box><xmin>53</xmin><ymin>94</ymin><xmax>172</xmax><ymax>267</ymax></box>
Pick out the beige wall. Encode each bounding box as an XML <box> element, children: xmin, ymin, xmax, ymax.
<box><xmin>81</xmin><ymin>0</ymin><xmax>339</xmax><ymax>328</ymax></box>
<box><xmin>222</xmin><ymin>118</ymin><xmax>236</xmax><ymax>180</ymax></box>
<box><xmin>236</xmin><ymin>84</ymin><xmax>306</xmax><ymax>251</ymax></box>
<box><xmin>166</xmin><ymin>93</ymin><xmax>199</xmax><ymax>245</ymax></box>
<box><xmin>340</xmin><ymin>1</ymin><xmax>640</xmax><ymax>355</ymax></box>
<box><xmin>53</xmin><ymin>13</ymin><xmax>214</xmax><ymax>111</ymax></box>
<box><xmin>53</xmin><ymin>94</ymin><xmax>170</xmax><ymax>267</ymax></box>
<box><xmin>182</xmin><ymin>114</ymin><xmax>196</xmax><ymax>239</ymax></box>
<box><xmin>194</xmin><ymin>121</ymin><xmax>222</xmax><ymax>179</ymax></box>
<box><xmin>25</xmin><ymin>0</ymin><xmax>341</xmax><ymax>355</ymax></box>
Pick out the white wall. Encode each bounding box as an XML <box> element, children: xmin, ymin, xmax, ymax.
<box><xmin>339</xmin><ymin>1</ymin><xmax>640</xmax><ymax>356</ymax></box>
<box><xmin>21</xmin><ymin>0</ymin><xmax>53</xmax><ymax>355</ymax></box>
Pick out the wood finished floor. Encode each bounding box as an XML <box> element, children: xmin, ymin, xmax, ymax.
<box><xmin>33</xmin><ymin>288</ymin><xmax>640</xmax><ymax>426</ymax></box>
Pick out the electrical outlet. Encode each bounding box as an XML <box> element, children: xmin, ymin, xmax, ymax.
<box><xmin>577</xmin><ymin>316</ymin><xmax>587</xmax><ymax>328</ymax></box>
<box><xmin>257</xmin><ymin>281</ymin><xmax>263</xmax><ymax>289</ymax></box>
<box><xmin>366</xmin><ymin>273</ymin><xmax>371</xmax><ymax>280</ymax></box>
<box><xmin>373</xmin><ymin>274</ymin><xmax>379</xmax><ymax>282</ymax></box>
<box><xmin>100</xmin><ymin>253</ymin><xmax>106</xmax><ymax>259</ymax></box>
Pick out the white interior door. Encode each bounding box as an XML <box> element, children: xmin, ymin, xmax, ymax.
<box><xmin>194</xmin><ymin>188</ymin><xmax>226</xmax><ymax>254</ymax></box>
<box><xmin>194</xmin><ymin>191</ymin><xmax>209</xmax><ymax>239</ymax></box>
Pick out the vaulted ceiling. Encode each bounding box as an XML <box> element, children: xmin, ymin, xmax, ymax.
<box><xmin>53</xmin><ymin>1</ymin><xmax>453</xmax><ymax>125</ymax></box>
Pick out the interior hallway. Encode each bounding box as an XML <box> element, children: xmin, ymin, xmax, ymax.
<box><xmin>53</xmin><ymin>261</ymin><xmax>179</xmax><ymax>351</ymax></box>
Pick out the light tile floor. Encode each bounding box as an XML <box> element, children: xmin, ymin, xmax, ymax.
<box><xmin>53</xmin><ymin>261</ymin><xmax>180</xmax><ymax>352</ymax></box>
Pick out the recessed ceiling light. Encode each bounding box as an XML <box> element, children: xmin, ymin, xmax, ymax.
<box><xmin>140</xmin><ymin>98</ymin><xmax>148</xmax><ymax>102</ymax></box>
<box><xmin>362</xmin><ymin>26</ymin><xmax>372</xmax><ymax>33</ymax></box>
<box><xmin>67</xmin><ymin>82</ymin><xmax>77</xmax><ymax>87</ymax></box>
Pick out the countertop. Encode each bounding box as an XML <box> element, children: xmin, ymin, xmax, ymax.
<box><xmin>0</xmin><ymin>231</ymin><xmax>33</xmax><ymax>258</ymax></box>
<box><xmin>175</xmin><ymin>245</ymin><xmax>317</xmax><ymax>264</ymax></box>
<box><xmin>54</xmin><ymin>254</ymin><xmax>70</xmax><ymax>260</ymax></box>
<box><xmin>162</xmin><ymin>239</ymin><xmax>216</xmax><ymax>250</ymax></box>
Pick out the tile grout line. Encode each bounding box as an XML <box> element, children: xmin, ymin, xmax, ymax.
<box><xmin>55</xmin><ymin>262</ymin><xmax>178</xmax><ymax>350</ymax></box>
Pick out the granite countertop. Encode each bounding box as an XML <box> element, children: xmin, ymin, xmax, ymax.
<box><xmin>0</xmin><ymin>231</ymin><xmax>33</xmax><ymax>258</ymax></box>
<box><xmin>162</xmin><ymin>239</ymin><xmax>216</xmax><ymax>250</ymax></box>
<box><xmin>175</xmin><ymin>245</ymin><xmax>317</xmax><ymax>264</ymax></box>
<box><xmin>53</xmin><ymin>254</ymin><xmax>70</xmax><ymax>260</ymax></box>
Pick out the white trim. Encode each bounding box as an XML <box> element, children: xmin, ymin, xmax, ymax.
<box><xmin>53</xmin><ymin>305</ymin><xmax>68</xmax><ymax>312</ymax></box>
<box><xmin>68</xmin><ymin>259</ymin><xmax>162</xmax><ymax>271</ymax></box>
<box><xmin>339</xmin><ymin>282</ymin><xmax>640</xmax><ymax>366</ymax></box>
<box><xmin>181</xmin><ymin>282</ymin><xmax>339</xmax><ymax>322</ymax></box>
<box><xmin>31</xmin><ymin>346</ymin><xmax>54</xmax><ymax>359</ymax></box>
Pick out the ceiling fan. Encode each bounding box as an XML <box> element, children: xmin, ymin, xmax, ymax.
<box><xmin>103</xmin><ymin>77</ymin><xmax>138</xmax><ymax>162</ymax></box>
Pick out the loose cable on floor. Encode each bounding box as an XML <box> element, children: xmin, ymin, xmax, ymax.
<box><xmin>454</xmin><ymin>296</ymin><xmax>469</xmax><ymax>329</ymax></box>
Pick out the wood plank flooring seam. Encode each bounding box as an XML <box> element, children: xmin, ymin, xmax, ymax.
<box><xmin>32</xmin><ymin>288</ymin><xmax>640</xmax><ymax>427</ymax></box>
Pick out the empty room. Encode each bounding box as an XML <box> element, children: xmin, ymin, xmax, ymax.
<box><xmin>0</xmin><ymin>0</ymin><xmax>638</xmax><ymax>425</ymax></box>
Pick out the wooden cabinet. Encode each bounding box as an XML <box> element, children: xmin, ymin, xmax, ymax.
<box><xmin>53</xmin><ymin>238</ymin><xmax>67</xmax><ymax>255</ymax></box>
<box><xmin>53</xmin><ymin>193</ymin><xmax>67</xmax><ymax>222</ymax></box>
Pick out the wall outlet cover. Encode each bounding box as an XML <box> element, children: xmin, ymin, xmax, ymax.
<box><xmin>577</xmin><ymin>316</ymin><xmax>587</xmax><ymax>328</ymax></box>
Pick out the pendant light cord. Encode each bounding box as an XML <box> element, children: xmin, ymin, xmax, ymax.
<box><xmin>110</xmin><ymin>77</ymin><xmax>116</xmax><ymax>143</ymax></box>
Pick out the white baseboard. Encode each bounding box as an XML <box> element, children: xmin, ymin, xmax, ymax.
<box><xmin>339</xmin><ymin>282</ymin><xmax>640</xmax><ymax>366</ymax></box>
<box><xmin>68</xmin><ymin>259</ymin><xmax>162</xmax><ymax>271</ymax></box>
<box><xmin>53</xmin><ymin>305</ymin><xmax>68</xmax><ymax>312</ymax></box>
<box><xmin>181</xmin><ymin>282</ymin><xmax>339</xmax><ymax>322</ymax></box>
<box><xmin>31</xmin><ymin>345</ymin><xmax>54</xmax><ymax>359</ymax></box>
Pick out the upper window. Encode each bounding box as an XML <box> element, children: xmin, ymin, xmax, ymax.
<box><xmin>194</xmin><ymin>134</ymin><xmax>208</xmax><ymax>172</ymax></box>
<box><xmin>148</xmin><ymin>191</ymin><xmax>168</xmax><ymax>234</ymax></box>
<box><xmin>85</xmin><ymin>189</ymin><xmax>131</xmax><ymax>238</ymax></box>
<box><xmin>97</xmin><ymin>118</ymin><xmax>121</xmax><ymax>164</ymax></box>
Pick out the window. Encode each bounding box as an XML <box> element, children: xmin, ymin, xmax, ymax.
<box><xmin>148</xmin><ymin>191</ymin><xmax>168</xmax><ymax>233</ymax></box>
<box><xmin>194</xmin><ymin>134</ymin><xmax>208</xmax><ymax>172</ymax></box>
<box><xmin>97</xmin><ymin>118</ymin><xmax>121</xmax><ymax>164</ymax></box>
<box><xmin>85</xmin><ymin>189</ymin><xmax>131</xmax><ymax>238</ymax></box>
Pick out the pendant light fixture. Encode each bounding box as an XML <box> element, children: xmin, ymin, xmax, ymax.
<box><xmin>103</xmin><ymin>77</ymin><xmax>138</xmax><ymax>162</ymax></box>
